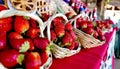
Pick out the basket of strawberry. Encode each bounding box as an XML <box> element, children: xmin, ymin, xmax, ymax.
<box><xmin>69</xmin><ymin>14</ymin><xmax>105</xmax><ymax>48</ymax></box>
<box><xmin>0</xmin><ymin>9</ymin><xmax>52</xmax><ymax>69</ymax></box>
<box><xmin>45</xmin><ymin>13</ymin><xmax>81</xmax><ymax>58</ymax></box>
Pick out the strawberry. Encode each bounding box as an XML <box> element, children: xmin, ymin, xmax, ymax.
<box><xmin>54</xmin><ymin>27</ymin><xmax>65</xmax><ymax>37</ymax></box>
<box><xmin>50</xmin><ymin>30</ymin><xmax>57</xmax><ymax>41</ymax></box>
<box><xmin>52</xmin><ymin>17</ymin><xmax>61</xmax><ymax>26</ymax></box>
<box><xmin>41</xmin><ymin>13</ymin><xmax>50</xmax><ymax>22</ymax></box>
<box><xmin>14</xmin><ymin>16</ymin><xmax>30</xmax><ymax>34</ymax></box>
<box><xmin>98</xmin><ymin>35</ymin><xmax>105</xmax><ymax>41</ymax></box>
<box><xmin>65</xmin><ymin>12</ymin><xmax>76</xmax><ymax>19</ymax></box>
<box><xmin>33</xmin><ymin>37</ymin><xmax>50</xmax><ymax>50</ymax></box>
<box><xmin>80</xmin><ymin>21</ymin><xmax>87</xmax><ymax>29</ymax></box>
<box><xmin>62</xmin><ymin>32</ymin><xmax>73</xmax><ymax>46</ymax></box>
<box><xmin>93</xmin><ymin>30</ymin><xmax>98</xmax><ymax>38</ymax></box>
<box><xmin>29</xmin><ymin>18</ymin><xmax>38</xmax><ymax>28</ymax></box>
<box><xmin>0</xmin><ymin>17</ymin><xmax>13</xmax><ymax>31</ymax></box>
<box><xmin>87</xmin><ymin>21</ymin><xmax>94</xmax><ymax>29</ymax></box>
<box><xmin>0</xmin><ymin>5</ymin><xmax>7</xmax><ymax>11</ymax></box>
<box><xmin>67</xmin><ymin>42</ymin><xmax>75</xmax><ymax>50</ymax></box>
<box><xmin>0</xmin><ymin>49</ymin><xmax>19</xmax><ymax>68</ymax></box>
<box><xmin>10</xmin><ymin>39</ymin><xmax>30</xmax><ymax>52</ymax></box>
<box><xmin>65</xmin><ymin>22</ymin><xmax>73</xmax><ymax>31</ymax></box>
<box><xmin>25</xmin><ymin>52</ymin><xmax>41</xmax><ymax>69</ymax></box>
<box><xmin>40</xmin><ymin>50</ymin><xmax>49</xmax><ymax>65</ymax></box>
<box><xmin>96</xmin><ymin>27</ymin><xmax>102</xmax><ymax>36</ymax></box>
<box><xmin>0</xmin><ymin>31</ymin><xmax>6</xmax><ymax>50</ymax></box>
<box><xmin>26</xmin><ymin>27</ymin><xmax>40</xmax><ymax>39</ymax></box>
<box><xmin>8</xmin><ymin>32</ymin><xmax>23</xmax><ymax>39</ymax></box>
<box><xmin>69</xmin><ymin>30</ymin><xmax>77</xmax><ymax>41</ymax></box>
<box><xmin>85</xmin><ymin>27</ymin><xmax>94</xmax><ymax>35</ymax></box>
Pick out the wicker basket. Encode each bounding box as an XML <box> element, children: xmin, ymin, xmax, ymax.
<box><xmin>0</xmin><ymin>10</ymin><xmax>52</xmax><ymax>69</ymax></box>
<box><xmin>36</xmin><ymin>0</ymin><xmax>57</xmax><ymax>16</ymax></box>
<box><xmin>46</xmin><ymin>13</ymin><xmax>81</xmax><ymax>58</ymax></box>
<box><xmin>70</xmin><ymin>14</ymin><xmax>105</xmax><ymax>48</ymax></box>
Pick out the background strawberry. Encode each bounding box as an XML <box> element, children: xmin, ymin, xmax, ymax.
<box><xmin>29</xmin><ymin>18</ymin><xmax>38</xmax><ymax>28</ymax></box>
<box><xmin>14</xmin><ymin>16</ymin><xmax>30</xmax><ymax>34</ymax></box>
<box><xmin>0</xmin><ymin>49</ymin><xmax>19</xmax><ymax>68</ymax></box>
<box><xmin>62</xmin><ymin>32</ymin><xmax>73</xmax><ymax>46</ymax></box>
<box><xmin>26</xmin><ymin>27</ymin><xmax>40</xmax><ymax>39</ymax></box>
<box><xmin>25</xmin><ymin>52</ymin><xmax>41</xmax><ymax>69</ymax></box>
<box><xmin>8</xmin><ymin>32</ymin><xmax>23</xmax><ymax>40</ymax></box>
<box><xmin>65</xmin><ymin>22</ymin><xmax>73</xmax><ymax>31</ymax></box>
<box><xmin>0</xmin><ymin>5</ymin><xmax>7</xmax><ymax>11</ymax></box>
<box><xmin>50</xmin><ymin>30</ymin><xmax>57</xmax><ymax>41</ymax></box>
<box><xmin>0</xmin><ymin>31</ymin><xmax>6</xmax><ymax>50</ymax></box>
<box><xmin>33</xmin><ymin>37</ymin><xmax>50</xmax><ymax>50</ymax></box>
<box><xmin>0</xmin><ymin>17</ymin><xmax>13</xmax><ymax>32</ymax></box>
<box><xmin>40</xmin><ymin>50</ymin><xmax>49</xmax><ymax>66</ymax></box>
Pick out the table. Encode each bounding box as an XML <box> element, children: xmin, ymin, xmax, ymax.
<box><xmin>49</xmin><ymin>28</ymin><xmax>116</xmax><ymax>69</ymax></box>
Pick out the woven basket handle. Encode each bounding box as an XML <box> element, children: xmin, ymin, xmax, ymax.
<box><xmin>0</xmin><ymin>10</ymin><xmax>45</xmax><ymax>37</ymax></box>
<box><xmin>46</xmin><ymin>13</ymin><xmax>68</xmax><ymax>41</ymax></box>
<box><xmin>69</xmin><ymin>13</ymin><xmax>90</xmax><ymax>28</ymax></box>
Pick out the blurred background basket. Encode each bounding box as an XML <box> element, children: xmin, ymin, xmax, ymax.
<box><xmin>70</xmin><ymin>14</ymin><xmax>105</xmax><ymax>48</ymax></box>
<box><xmin>36</xmin><ymin>0</ymin><xmax>57</xmax><ymax>16</ymax></box>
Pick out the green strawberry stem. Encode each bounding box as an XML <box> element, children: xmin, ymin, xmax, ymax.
<box><xmin>23</xmin><ymin>16</ymin><xmax>30</xmax><ymax>20</ymax></box>
<box><xmin>17</xmin><ymin>54</ymin><xmax>25</xmax><ymax>65</ymax></box>
<box><xmin>19</xmin><ymin>41</ymin><xmax>30</xmax><ymax>53</ymax></box>
<box><xmin>46</xmin><ymin>42</ymin><xmax>53</xmax><ymax>52</ymax></box>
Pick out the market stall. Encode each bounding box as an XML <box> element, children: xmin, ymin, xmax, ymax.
<box><xmin>0</xmin><ymin>0</ymin><xmax>116</xmax><ymax>69</ymax></box>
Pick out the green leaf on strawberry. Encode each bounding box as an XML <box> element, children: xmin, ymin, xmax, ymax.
<box><xmin>19</xmin><ymin>41</ymin><xmax>30</xmax><ymax>53</ymax></box>
<box><xmin>17</xmin><ymin>54</ymin><xmax>25</xmax><ymax>65</ymax></box>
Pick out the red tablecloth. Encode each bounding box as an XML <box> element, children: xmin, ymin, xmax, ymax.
<box><xmin>49</xmin><ymin>29</ymin><xmax>115</xmax><ymax>69</ymax></box>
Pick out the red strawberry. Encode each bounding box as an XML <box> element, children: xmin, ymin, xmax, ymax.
<box><xmin>69</xmin><ymin>30</ymin><xmax>77</xmax><ymax>41</ymax></box>
<box><xmin>67</xmin><ymin>42</ymin><xmax>75</xmax><ymax>50</ymax></box>
<box><xmin>8</xmin><ymin>32</ymin><xmax>23</xmax><ymax>39</ymax></box>
<box><xmin>87</xmin><ymin>21</ymin><xmax>94</xmax><ymax>28</ymax></box>
<box><xmin>0</xmin><ymin>5</ymin><xmax>7</xmax><ymax>11</ymax></box>
<box><xmin>41</xmin><ymin>13</ymin><xmax>50</xmax><ymax>22</ymax></box>
<box><xmin>80</xmin><ymin>21</ymin><xmax>87</xmax><ymax>28</ymax></box>
<box><xmin>26</xmin><ymin>39</ymin><xmax>34</xmax><ymax>51</ymax></box>
<box><xmin>54</xmin><ymin>27</ymin><xmax>65</xmax><ymax>37</ymax></box>
<box><xmin>33</xmin><ymin>37</ymin><xmax>50</xmax><ymax>50</ymax></box>
<box><xmin>50</xmin><ymin>30</ymin><xmax>57</xmax><ymax>41</ymax></box>
<box><xmin>93</xmin><ymin>30</ymin><xmax>98</xmax><ymax>38</ymax></box>
<box><xmin>29</xmin><ymin>18</ymin><xmax>38</xmax><ymax>28</ymax></box>
<box><xmin>0</xmin><ymin>31</ymin><xmax>6</xmax><ymax>50</ymax></box>
<box><xmin>10</xmin><ymin>39</ymin><xmax>30</xmax><ymax>52</ymax></box>
<box><xmin>0</xmin><ymin>17</ymin><xmax>13</xmax><ymax>31</ymax></box>
<box><xmin>65</xmin><ymin>12</ymin><xmax>76</xmax><ymax>19</ymax></box>
<box><xmin>62</xmin><ymin>32</ymin><xmax>73</xmax><ymax>46</ymax></box>
<box><xmin>52</xmin><ymin>17</ymin><xmax>61</xmax><ymax>26</ymax></box>
<box><xmin>65</xmin><ymin>22</ymin><xmax>73</xmax><ymax>31</ymax></box>
<box><xmin>85</xmin><ymin>28</ymin><xmax>94</xmax><ymax>35</ymax></box>
<box><xmin>14</xmin><ymin>16</ymin><xmax>30</xmax><ymax>34</ymax></box>
<box><xmin>0</xmin><ymin>49</ymin><xmax>19</xmax><ymax>68</ymax></box>
<box><xmin>26</xmin><ymin>27</ymin><xmax>40</xmax><ymax>39</ymax></box>
<box><xmin>40</xmin><ymin>50</ymin><xmax>49</xmax><ymax>65</ymax></box>
<box><xmin>98</xmin><ymin>35</ymin><xmax>106</xmax><ymax>41</ymax></box>
<box><xmin>96</xmin><ymin>27</ymin><xmax>102</xmax><ymax>36</ymax></box>
<box><xmin>96</xmin><ymin>20</ymin><xmax>102</xmax><ymax>28</ymax></box>
<box><xmin>25</xmin><ymin>52</ymin><xmax>41</xmax><ymax>69</ymax></box>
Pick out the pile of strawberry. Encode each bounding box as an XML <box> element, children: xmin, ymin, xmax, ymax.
<box><xmin>48</xmin><ymin>17</ymin><xmax>79</xmax><ymax>50</ymax></box>
<box><xmin>76</xmin><ymin>17</ymin><xmax>106</xmax><ymax>41</ymax></box>
<box><xmin>0</xmin><ymin>5</ymin><xmax>51</xmax><ymax>69</ymax></box>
